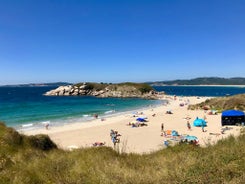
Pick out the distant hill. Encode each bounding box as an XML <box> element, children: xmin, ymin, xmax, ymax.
<box><xmin>148</xmin><ymin>77</ymin><xmax>245</xmax><ymax>86</ymax></box>
<box><xmin>1</xmin><ymin>82</ymin><xmax>73</xmax><ymax>87</ymax></box>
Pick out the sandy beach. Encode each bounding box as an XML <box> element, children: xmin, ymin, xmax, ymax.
<box><xmin>21</xmin><ymin>95</ymin><xmax>242</xmax><ymax>154</ymax></box>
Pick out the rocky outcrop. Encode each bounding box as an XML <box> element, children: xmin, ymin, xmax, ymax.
<box><xmin>44</xmin><ymin>83</ymin><xmax>164</xmax><ymax>99</ymax></box>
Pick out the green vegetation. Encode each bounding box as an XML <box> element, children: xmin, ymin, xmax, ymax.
<box><xmin>74</xmin><ymin>82</ymin><xmax>154</xmax><ymax>94</ymax></box>
<box><xmin>148</xmin><ymin>77</ymin><xmax>245</xmax><ymax>86</ymax></box>
<box><xmin>188</xmin><ymin>94</ymin><xmax>245</xmax><ymax>111</ymax></box>
<box><xmin>1</xmin><ymin>122</ymin><xmax>245</xmax><ymax>183</ymax></box>
<box><xmin>117</xmin><ymin>82</ymin><xmax>154</xmax><ymax>94</ymax></box>
<box><xmin>73</xmin><ymin>82</ymin><xmax>108</xmax><ymax>90</ymax></box>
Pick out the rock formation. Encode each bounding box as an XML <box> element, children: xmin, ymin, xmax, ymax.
<box><xmin>44</xmin><ymin>82</ymin><xmax>164</xmax><ymax>99</ymax></box>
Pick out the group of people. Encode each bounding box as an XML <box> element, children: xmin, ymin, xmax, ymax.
<box><xmin>110</xmin><ymin>129</ymin><xmax>121</xmax><ymax>146</ymax></box>
<box><xmin>129</xmin><ymin>121</ymin><xmax>148</xmax><ymax>127</ymax></box>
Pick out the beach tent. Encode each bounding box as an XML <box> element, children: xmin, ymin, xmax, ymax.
<box><xmin>183</xmin><ymin>135</ymin><xmax>198</xmax><ymax>141</ymax></box>
<box><xmin>221</xmin><ymin>110</ymin><xmax>245</xmax><ymax>126</ymax></box>
<box><xmin>193</xmin><ymin>118</ymin><xmax>207</xmax><ymax>127</ymax></box>
<box><xmin>181</xmin><ymin>135</ymin><xmax>199</xmax><ymax>145</ymax></box>
<box><xmin>171</xmin><ymin>130</ymin><xmax>179</xmax><ymax>136</ymax></box>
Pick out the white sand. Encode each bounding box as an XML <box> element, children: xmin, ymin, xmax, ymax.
<box><xmin>21</xmin><ymin>95</ymin><xmax>242</xmax><ymax>154</ymax></box>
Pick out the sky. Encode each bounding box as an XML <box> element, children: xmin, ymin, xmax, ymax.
<box><xmin>0</xmin><ymin>0</ymin><xmax>245</xmax><ymax>85</ymax></box>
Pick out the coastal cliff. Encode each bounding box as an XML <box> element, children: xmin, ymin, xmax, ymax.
<box><xmin>44</xmin><ymin>82</ymin><xmax>164</xmax><ymax>99</ymax></box>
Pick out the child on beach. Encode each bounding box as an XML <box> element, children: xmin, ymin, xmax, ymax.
<box><xmin>164</xmin><ymin>139</ymin><xmax>169</xmax><ymax>147</ymax></box>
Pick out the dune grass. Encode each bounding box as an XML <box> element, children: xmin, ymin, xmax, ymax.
<box><xmin>1</xmin><ymin>122</ymin><xmax>245</xmax><ymax>183</ymax></box>
<box><xmin>188</xmin><ymin>94</ymin><xmax>245</xmax><ymax>111</ymax></box>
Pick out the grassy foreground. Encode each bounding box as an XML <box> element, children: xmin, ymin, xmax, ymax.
<box><xmin>1</xmin><ymin>122</ymin><xmax>245</xmax><ymax>184</ymax></box>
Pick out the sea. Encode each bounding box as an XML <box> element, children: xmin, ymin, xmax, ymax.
<box><xmin>0</xmin><ymin>86</ymin><xmax>161</xmax><ymax>130</ymax></box>
<box><xmin>1</xmin><ymin>85</ymin><xmax>245</xmax><ymax>130</ymax></box>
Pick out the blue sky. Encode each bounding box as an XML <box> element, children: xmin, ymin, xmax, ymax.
<box><xmin>0</xmin><ymin>0</ymin><xmax>245</xmax><ymax>85</ymax></box>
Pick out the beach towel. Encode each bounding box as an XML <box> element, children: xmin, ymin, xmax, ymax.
<box><xmin>166</xmin><ymin>130</ymin><xmax>172</xmax><ymax>135</ymax></box>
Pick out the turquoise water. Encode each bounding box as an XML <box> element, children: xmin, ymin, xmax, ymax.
<box><xmin>1</xmin><ymin>85</ymin><xmax>245</xmax><ymax>130</ymax></box>
<box><xmin>0</xmin><ymin>86</ymin><xmax>161</xmax><ymax>130</ymax></box>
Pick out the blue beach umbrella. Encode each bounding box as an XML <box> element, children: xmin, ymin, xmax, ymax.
<box><xmin>136</xmin><ymin>117</ymin><xmax>147</xmax><ymax>122</ymax></box>
<box><xmin>193</xmin><ymin>118</ymin><xmax>207</xmax><ymax>127</ymax></box>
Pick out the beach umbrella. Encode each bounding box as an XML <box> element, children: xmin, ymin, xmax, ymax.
<box><xmin>136</xmin><ymin>117</ymin><xmax>147</xmax><ymax>122</ymax></box>
<box><xmin>193</xmin><ymin>118</ymin><xmax>207</xmax><ymax>127</ymax></box>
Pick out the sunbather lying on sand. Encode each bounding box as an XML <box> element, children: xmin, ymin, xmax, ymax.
<box><xmin>92</xmin><ymin>142</ymin><xmax>105</xmax><ymax>147</ymax></box>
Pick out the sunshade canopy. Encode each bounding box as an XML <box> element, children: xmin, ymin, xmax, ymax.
<box><xmin>221</xmin><ymin>110</ymin><xmax>245</xmax><ymax>126</ymax></box>
<box><xmin>222</xmin><ymin>110</ymin><xmax>245</xmax><ymax>117</ymax></box>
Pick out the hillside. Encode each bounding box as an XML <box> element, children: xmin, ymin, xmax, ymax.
<box><xmin>148</xmin><ymin>77</ymin><xmax>245</xmax><ymax>86</ymax></box>
<box><xmin>0</xmin><ymin>122</ymin><xmax>245</xmax><ymax>183</ymax></box>
<box><xmin>1</xmin><ymin>82</ymin><xmax>72</xmax><ymax>87</ymax></box>
<box><xmin>44</xmin><ymin>82</ymin><xmax>164</xmax><ymax>99</ymax></box>
<box><xmin>188</xmin><ymin>94</ymin><xmax>245</xmax><ymax>111</ymax></box>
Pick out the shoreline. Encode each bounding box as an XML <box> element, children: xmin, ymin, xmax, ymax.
<box><xmin>20</xmin><ymin>95</ymin><xmax>242</xmax><ymax>154</ymax></box>
<box><xmin>18</xmin><ymin>97</ymin><xmax>168</xmax><ymax>134</ymax></box>
<box><xmin>16</xmin><ymin>99</ymin><xmax>165</xmax><ymax>132</ymax></box>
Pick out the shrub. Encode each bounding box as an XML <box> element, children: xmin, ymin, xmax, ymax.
<box><xmin>3</xmin><ymin>128</ymin><xmax>23</xmax><ymax>146</ymax></box>
<box><xmin>27</xmin><ymin>135</ymin><xmax>57</xmax><ymax>151</ymax></box>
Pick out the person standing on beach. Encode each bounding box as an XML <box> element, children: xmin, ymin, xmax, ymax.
<box><xmin>187</xmin><ymin>121</ymin><xmax>191</xmax><ymax>130</ymax></box>
<box><xmin>161</xmin><ymin>123</ymin><xmax>164</xmax><ymax>132</ymax></box>
<box><xmin>202</xmin><ymin>125</ymin><xmax>205</xmax><ymax>132</ymax></box>
<box><xmin>110</xmin><ymin>130</ymin><xmax>121</xmax><ymax>146</ymax></box>
<box><xmin>203</xmin><ymin>115</ymin><xmax>207</xmax><ymax>120</ymax></box>
<box><xmin>201</xmin><ymin>122</ymin><xmax>205</xmax><ymax>132</ymax></box>
<box><xmin>45</xmin><ymin>122</ymin><xmax>50</xmax><ymax>130</ymax></box>
<box><xmin>164</xmin><ymin>139</ymin><xmax>169</xmax><ymax>147</ymax></box>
